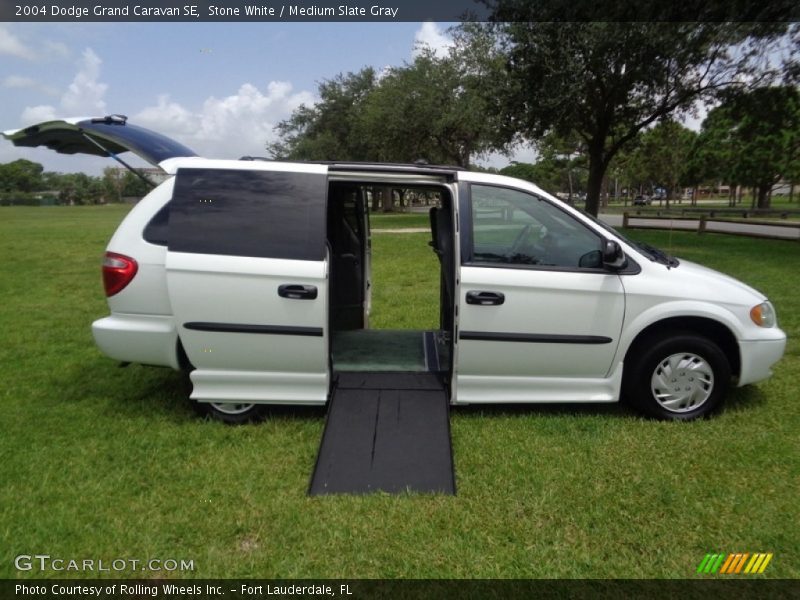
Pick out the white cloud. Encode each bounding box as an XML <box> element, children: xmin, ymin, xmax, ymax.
<box><xmin>412</xmin><ymin>22</ymin><xmax>453</xmax><ymax>58</ymax></box>
<box><xmin>4</xmin><ymin>75</ymin><xmax>36</xmax><ymax>88</ymax></box>
<box><xmin>19</xmin><ymin>47</ymin><xmax>108</xmax><ymax>125</ymax></box>
<box><xmin>135</xmin><ymin>94</ymin><xmax>194</xmax><ymax>133</ymax></box>
<box><xmin>478</xmin><ymin>143</ymin><xmax>539</xmax><ymax>170</ymax></box>
<box><xmin>135</xmin><ymin>82</ymin><xmax>315</xmax><ymax>159</ymax></box>
<box><xmin>14</xmin><ymin>41</ymin><xmax>316</xmax><ymax>164</ymax></box>
<box><xmin>43</xmin><ymin>40</ymin><xmax>70</xmax><ymax>59</ymax></box>
<box><xmin>3</xmin><ymin>75</ymin><xmax>59</xmax><ymax>96</ymax></box>
<box><xmin>60</xmin><ymin>48</ymin><xmax>107</xmax><ymax>114</ymax></box>
<box><xmin>0</xmin><ymin>25</ymin><xmax>36</xmax><ymax>60</ymax></box>
<box><xmin>21</xmin><ymin>105</ymin><xmax>58</xmax><ymax>124</ymax></box>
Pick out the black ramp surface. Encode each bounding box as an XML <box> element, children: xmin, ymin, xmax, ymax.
<box><xmin>309</xmin><ymin>373</ymin><xmax>455</xmax><ymax>495</ymax></box>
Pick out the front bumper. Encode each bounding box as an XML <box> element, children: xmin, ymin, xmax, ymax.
<box><xmin>737</xmin><ymin>333</ymin><xmax>787</xmax><ymax>386</ymax></box>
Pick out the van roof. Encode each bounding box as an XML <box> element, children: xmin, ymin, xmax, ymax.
<box><xmin>239</xmin><ymin>157</ymin><xmax>466</xmax><ymax>174</ymax></box>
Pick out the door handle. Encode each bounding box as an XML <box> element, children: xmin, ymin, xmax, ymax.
<box><xmin>466</xmin><ymin>291</ymin><xmax>505</xmax><ymax>306</ymax></box>
<box><xmin>278</xmin><ymin>284</ymin><xmax>318</xmax><ymax>300</ymax></box>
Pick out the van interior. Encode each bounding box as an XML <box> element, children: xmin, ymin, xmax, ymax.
<box><xmin>326</xmin><ymin>181</ymin><xmax>454</xmax><ymax>384</ymax></box>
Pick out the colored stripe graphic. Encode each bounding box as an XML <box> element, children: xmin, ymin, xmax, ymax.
<box><xmin>696</xmin><ymin>554</ymin><xmax>712</xmax><ymax>573</ymax></box>
<box><xmin>758</xmin><ymin>553</ymin><xmax>773</xmax><ymax>573</ymax></box>
<box><xmin>701</xmin><ymin>552</ymin><xmax>773</xmax><ymax>575</ymax></box>
<box><xmin>711</xmin><ymin>553</ymin><xmax>726</xmax><ymax>573</ymax></box>
<box><xmin>719</xmin><ymin>554</ymin><xmax>736</xmax><ymax>574</ymax></box>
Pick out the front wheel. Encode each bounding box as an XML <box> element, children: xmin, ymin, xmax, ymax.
<box><xmin>623</xmin><ymin>333</ymin><xmax>731</xmax><ymax>420</ymax></box>
<box><xmin>193</xmin><ymin>401</ymin><xmax>266</xmax><ymax>424</ymax></box>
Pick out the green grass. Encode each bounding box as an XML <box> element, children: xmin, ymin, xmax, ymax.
<box><xmin>369</xmin><ymin>211</ymin><xmax>431</xmax><ymax>229</ymax></box>
<box><xmin>1</xmin><ymin>206</ymin><xmax>798</xmax><ymax>579</ymax></box>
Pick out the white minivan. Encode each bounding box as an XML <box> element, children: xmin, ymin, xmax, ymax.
<box><xmin>4</xmin><ymin>116</ymin><xmax>786</xmax><ymax>422</ymax></box>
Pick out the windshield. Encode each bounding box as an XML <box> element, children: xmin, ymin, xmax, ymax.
<box><xmin>578</xmin><ymin>210</ymin><xmax>679</xmax><ymax>267</ymax></box>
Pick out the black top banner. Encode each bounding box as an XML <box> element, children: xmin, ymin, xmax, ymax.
<box><xmin>4</xmin><ymin>0</ymin><xmax>486</xmax><ymax>22</ymax></box>
<box><xmin>2</xmin><ymin>0</ymin><xmax>799</xmax><ymax>22</ymax></box>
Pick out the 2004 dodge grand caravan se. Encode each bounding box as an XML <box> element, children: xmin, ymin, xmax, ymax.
<box><xmin>4</xmin><ymin>116</ymin><xmax>786</xmax><ymax>422</ymax></box>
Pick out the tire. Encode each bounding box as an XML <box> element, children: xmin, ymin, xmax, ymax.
<box><xmin>623</xmin><ymin>333</ymin><xmax>731</xmax><ymax>421</ymax></box>
<box><xmin>192</xmin><ymin>401</ymin><xmax>267</xmax><ymax>425</ymax></box>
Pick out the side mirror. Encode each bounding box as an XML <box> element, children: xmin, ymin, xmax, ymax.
<box><xmin>602</xmin><ymin>239</ymin><xmax>627</xmax><ymax>270</ymax></box>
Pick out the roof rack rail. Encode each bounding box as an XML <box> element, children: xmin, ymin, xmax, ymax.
<box><xmin>237</xmin><ymin>156</ymin><xmax>466</xmax><ymax>172</ymax></box>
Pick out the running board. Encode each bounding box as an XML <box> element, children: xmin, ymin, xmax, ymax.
<box><xmin>309</xmin><ymin>372</ymin><xmax>455</xmax><ymax>495</ymax></box>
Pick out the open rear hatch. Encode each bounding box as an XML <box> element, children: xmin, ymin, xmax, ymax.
<box><xmin>2</xmin><ymin>114</ymin><xmax>197</xmax><ymax>172</ymax></box>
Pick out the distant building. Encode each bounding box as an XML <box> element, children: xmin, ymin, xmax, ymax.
<box><xmin>115</xmin><ymin>167</ymin><xmax>170</xmax><ymax>186</ymax></box>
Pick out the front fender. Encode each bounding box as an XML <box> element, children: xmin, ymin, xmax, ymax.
<box><xmin>613</xmin><ymin>300</ymin><xmax>745</xmax><ymax>369</ymax></box>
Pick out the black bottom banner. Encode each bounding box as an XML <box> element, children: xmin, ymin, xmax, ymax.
<box><xmin>3</xmin><ymin>579</ymin><xmax>800</xmax><ymax>600</ymax></box>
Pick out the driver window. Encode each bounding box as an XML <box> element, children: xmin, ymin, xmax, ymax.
<box><xmin>470</xmin><ymin>185</ymin><xmax>603</xmax><ymax>269</ymax></box>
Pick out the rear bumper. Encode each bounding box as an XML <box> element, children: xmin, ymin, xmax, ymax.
<box><xmin>92</xmin><ymin>314</ymin><xmax>179</xmax><ymax>369</ymax></box>
<box><xmin>737</xmin><ymin>334</ymin><xmax>787</xmax><ymax>386</ymax></box>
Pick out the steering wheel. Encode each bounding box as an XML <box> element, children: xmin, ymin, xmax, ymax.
<box><xmin>509</xmin><ymin>223</ymin><xmax>535</xmax><ymax>255</ymax></box>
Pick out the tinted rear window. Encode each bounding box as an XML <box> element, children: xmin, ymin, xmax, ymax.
<box><xmin>143</xmin><ymin>204</ymin><xmax>169</xmax><ymax>246</ymax></box>
<box><xmin>168</xmin><ymin>168</ymin><xmax>327</xmax><ymax>261</ymax></box>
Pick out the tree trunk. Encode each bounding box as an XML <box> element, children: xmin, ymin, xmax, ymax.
<box><xmin>600</xmin><ymin>174</ymin><xmax>609</xmax><ymax>208</ymax></box>
<box><xmin>585</xmin><ymin>149</ymin><xmax>605</xmax><ymax>217</ymax></box>
<box><xmin>567</xmin><ymin>164</ymin><xmax>574</xmax><ymax>203</ymax></box>
<box><xmin>757</xmin><ymin>184</ymin><xmax>770</xmax><ymax>209</ymax></box>
<box><xmin>397</xmin><ymin>189</ymin><xmax>407</xmax><ymax>212</ymax></box>
<box><xmin>380</xmin><ymin>186</ymin><xmax>394</xmax><ymax>212</ymax></box>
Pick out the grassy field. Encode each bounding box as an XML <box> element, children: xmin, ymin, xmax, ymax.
<box><xmin>1</xmin><ymin>205</ymin><xmax>798</xmax><ymax>579</ymax></box>
<box><xmin>369</xmin><ymin>211</ymin><xmax>431</xmax><ymax>229</ymax></box>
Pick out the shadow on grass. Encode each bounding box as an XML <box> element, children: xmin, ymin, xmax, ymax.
<box><xmin>452</xmin><ymin>401</ymin><xmax>630</xmax><ymax>420</ymax></box>
<box><xmin>452</xmin><ymin>384</ymin><xmax>766</xmax><ymax>421</ymax></box>
<box><xmin>722</xmin><ymin>384</ymin><xmax>768</xmax><ymax>415</ymax></box>
<box><xmin>57</xmin><ymin>358</ymin><xmax>327</xmax><ymax>424</ymax></box>
<box><xmin>57</xmin><ymin>355</ymin><xmax>767</xmax><ymax>426</ymax></box>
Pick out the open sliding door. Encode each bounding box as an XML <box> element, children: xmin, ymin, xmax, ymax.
<box><xmin>166</xmin><ymin>164</ymin><xmax>330</xmax><ymax>405</ymax></box>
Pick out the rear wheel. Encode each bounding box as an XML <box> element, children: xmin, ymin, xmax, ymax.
<box><xmin>193</xmin><ymin>401</ymin><xmax>266</xmax><ymax>424</ymax></box>
<box><xmin>623</xmin><ymin>333</ymin><xmax>731</xmax><ymax>420</ymax></box>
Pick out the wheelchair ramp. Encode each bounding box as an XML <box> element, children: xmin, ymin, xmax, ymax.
<box><xmin>309</xmin><ymin>372</ymin><xmax>455</xmax><ymax>495</ymax></box>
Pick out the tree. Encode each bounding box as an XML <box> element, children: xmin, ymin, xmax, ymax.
<box><xmin>631</xmin><ymin>121</ymin><xmax>697</xmax><ymax>207</ymax></box>
<box><xmin>360</xmin><ymin>29</ymin><xmax>511</xmax><ymax>167</ymax></box>
<box><xmin>500</xmin><ymin>139</ymin><xmax>589</xmax><ymax>201</ymax></box>
<box><xmin>267</xmin><ymin>68</ymin><xmax>378</xmax><ymax>161</ymax></box>
<box><xmin>695</xmin><ymin>86</ymin><xmax>800</xmax><ymax>208</ymax></box>
<box><xmin>0</xmin><ymin>159</ymin><xmax>44</xmax><ymax>192</ymax></box>
<box><xmin>473</xmin><ymin>16</ymin><xmax>795</xmax><ymax>215</ymax></box>
<box><xmin>57</xmin><ymin>173</ymin><xmax>104</xmax><ymax>205</ymax></box>
<box><xmin>269</xmin><ymin>25</ymin><xmax>511</xmax><ymax>169</ymax></box>
<box><xmin>103</xmin><ymin>167</ymin><xmax>125</xmax><ymax>203</ymax></box>
<box><xmin>500</xmin><ymin>161</ymin><xmax>563</xmax><ymax>196</ymax></box>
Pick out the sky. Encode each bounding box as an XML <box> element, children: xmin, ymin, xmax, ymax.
<box><xmin>0</xmin><ymin>21</ymin><xmax>535</xmax><ymax>174</ymax></box>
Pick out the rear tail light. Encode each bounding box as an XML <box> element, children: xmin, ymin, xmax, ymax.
<box><xmin>102</xmin><ymin>252</ymin><xmax>138</xmax><ymax>297</ymax></box>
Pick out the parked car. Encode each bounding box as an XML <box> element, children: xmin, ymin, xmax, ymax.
<box><xmin>3</xmin><ymin>116</ymin><xmax>786</xmax><ymax>422</ymax></box>
<box><xmin>633</xmin><ymin>195</ymin><xmax>651</xmax><ymax>206</ymax></box>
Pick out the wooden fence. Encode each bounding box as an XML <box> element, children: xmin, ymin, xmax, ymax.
<box><xmin>622</xmin><ymin>213</ymin><xmax>800</xmax><ymax>241</ymax></box>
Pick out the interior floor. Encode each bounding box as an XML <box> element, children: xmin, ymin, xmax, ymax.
<box><xmin>332</xmin><ymin>329</ymin><xmax>448</xmax><ymax>373</ymax></box>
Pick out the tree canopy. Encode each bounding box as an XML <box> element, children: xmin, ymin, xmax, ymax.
<box><xmin>0</xmin><ymin>159</ymin><xmax>44</xmax><ymax>192</ymax></box>
<box><xmin>693</xmin><ymin>86</ymin><xmax>800</xmax><ymax>207</ymax></box>
<box><xmin>269</xmin><ymin>26</ymin><xmax>511</xmax><ymax>168</ymax></box>
<box><xmin>267</xmin><ymin>20</ymin><xmax>797</xmax><ymax>212</ymax></box>
<box><xmin>474</xmin><ymin>17</ymin><xmax>794</xmax><ymax>215</ymax></box>
<box><xmin>267</xmin><ymin>68</ymin><xmax>378</xmax><ymax>161</ymax></box>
